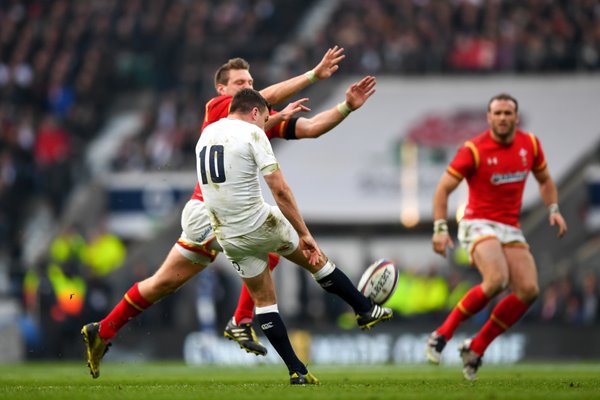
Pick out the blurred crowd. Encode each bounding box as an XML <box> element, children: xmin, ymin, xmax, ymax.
<box><xmin>279</xmin><ymin>0</ymin><xmax>600</xmax><ymax>75</ymax></box>
<box><xmin>0</xmin><ymin>0</ymin><xmax>304</xmax><ymax>274</ymax></box>
<box><xmin>1</xmin><ymin>0</ymin><xmax>600</xmax><ymax>359</ymax></box>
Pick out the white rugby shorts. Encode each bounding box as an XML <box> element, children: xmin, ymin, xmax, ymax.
<box><xmin>175</xmin><ymin>199</ymin><xmax>222</xmax><ymax>264</ymax></box>
<box><xmin>458</xmin><ymin>218</ymin><xmax>528</xmax><ymax>261</ymax></box>
<box><xmin>218</xmin><ymin>206</ymin><xmax>299</xmax><ymax>278</ymax></box>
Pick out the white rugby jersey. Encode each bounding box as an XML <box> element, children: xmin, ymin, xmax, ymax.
<box><xmin>196</xmin><ymin>117</ymin><xmax>279</xmax><ymax>239</ymax></box>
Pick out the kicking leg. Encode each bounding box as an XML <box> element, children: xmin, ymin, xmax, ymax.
<box><xmin>284</xmin><ymin>249</ymin><xmax>392</xmax><ymax>330</ymax></box>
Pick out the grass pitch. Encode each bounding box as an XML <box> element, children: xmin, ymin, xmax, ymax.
<box><xmin>0</xmin><ymin>362</ymin><xmax>598</xmax><ymax>400</ymax></box>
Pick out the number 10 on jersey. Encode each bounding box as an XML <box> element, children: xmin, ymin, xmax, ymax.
<box><xmin>199</xmin><ymin>145</ymin><xmax>225</xmax><ymax>184</ymax></box>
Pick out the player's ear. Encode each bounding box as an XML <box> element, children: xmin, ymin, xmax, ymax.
<box><xmin>216</xmin><ymin>84</ymin><xmax>226</xmax><ymax>96</ymax></box>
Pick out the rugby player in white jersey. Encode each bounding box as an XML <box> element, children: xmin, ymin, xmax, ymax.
<box><xmin>196</xmin><ymin>88</ymin><xmax>392</xmax><ymax>384</ymax></box>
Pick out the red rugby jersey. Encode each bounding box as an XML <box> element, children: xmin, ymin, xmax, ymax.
<box><xmin>447</xmin><ymin>129</ymin><xmax>547</xmax><ymax>227</ymax></box>
<box><xmin>190</xmin><ymin>95</ymin><xmax>292</xmax><ymax>201</ymax></box>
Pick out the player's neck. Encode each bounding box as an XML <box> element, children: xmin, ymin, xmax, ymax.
<box><xmin>489</xmin><ymin>129</ymin><xmax>515</xmax><ymax>145</ymax></box>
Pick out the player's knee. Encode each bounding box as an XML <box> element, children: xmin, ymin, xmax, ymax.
<box><xmin>482</xmin><ymin>274</ymin><xmax>509</xmax><ymax>297</ymax></box>
<box><xmin>517</xmin><ymin>283</ymin><xmax>539</xmax><ymax>304</ymax></box>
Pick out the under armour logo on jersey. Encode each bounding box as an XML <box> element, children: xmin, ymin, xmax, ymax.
<box><xmin>261</xmin><ymin>322</ymin><xmax>274</xmax><ymax>330</ymax></box>
<box><xmin>487</xmin><ymin>157</ymin><xmax>498</xmax><ymax>165</ymax></box>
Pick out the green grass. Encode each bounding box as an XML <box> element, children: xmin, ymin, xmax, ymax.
<box><xmin>0</xmin><ymin>362</ymin><xmax>599</xmax><ymax>400</ymax></box>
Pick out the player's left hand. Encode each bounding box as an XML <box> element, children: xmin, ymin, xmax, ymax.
<box><xmin>313</xmin><ymin>46</ymin><xmax>345</xmax><ymax>81</ymax></box>
<box><xmin>549</xmin><ymin>212</ymin><xmax>567</xmax><ymax>238</ymax></box>
<box><xmin>345</xmin><ymin>75</ymin><xmax>376</xmax><ymax>111</ymax></box>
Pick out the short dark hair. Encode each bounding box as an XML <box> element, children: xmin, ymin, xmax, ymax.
<box><xmin>214</xmin><ymin>57</ymin><xmax>250</xmax><ymax>89</ymax></box>
<box><xmin>230</xmin><ymin>88</ymin><xmax>270</xmax><ymax>114</ymax></box>
<box><xmin>488</xmin><ymin>93</ymin><xmax>518</xmax><ymax>112</ymax></box>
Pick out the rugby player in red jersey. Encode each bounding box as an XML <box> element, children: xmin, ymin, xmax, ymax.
<box><xmin>81</xmin><ymin>47</ymin><xmax>379</xmax><ymax>379</ymax></box>
<box><xmin>425</xmin><ymin>93</ymin><xmax>567</xmax><ymax>380</ymax></box>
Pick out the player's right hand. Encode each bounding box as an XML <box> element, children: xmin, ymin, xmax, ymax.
<box><xmin>432</xmin><ymin>232</ymin><xmax>454</xmax><ymax>257</ymax></box>
<box><xmin>299</xmin><ymin>234</ymin><xmax>322</xmax><ymax>266</ymax></box>
<box><xmin>313</xmin><ymin>46</ymin><xmax>345</xmax><ymax>81</ymax></box>
<box><xmin>278</xmin><ymin>98</ymin><xmax>311</xmax><ymax>120</ymax></box>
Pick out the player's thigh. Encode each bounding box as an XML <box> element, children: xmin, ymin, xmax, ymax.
<box><xmin>472</xmin><ymin>239</ymin><xmax>510</xmax><ymax>281</ymax></box>
<box><xmin>504</xmin><ymin>246</ymin><xmax>539</xmax><ymax>302</ymax></box>
<box><xmin>139</xmin><ymin>247</ymin><xmax>207</xmax><ymax>302</ymax></box>
<box><xmin>219</xmin><ymin>237</ymin><xmax>270</xmax><ymax>278</ymax></box>
<box><xmin>153</xmin><ymin>246</ymin><xmax>207</xmax><ymax>282</ymax></box>
<box><xmin>460</xmin><ymin>220</ymin><xmax>510</xmax><ymax>285</ymax></box>
<box><xmin>176</xmin><ymin>199</ymin><xmax>222</xmax><ymax>264</ymax></box>
<box><xmin>220</xmin><ymin>207</ymin><xmax>299</xmax><ymax>277</ymax></box>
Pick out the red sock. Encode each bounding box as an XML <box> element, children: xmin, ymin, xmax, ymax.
<box><xmin>437</xmin><ymin>285</ymin><xmax>489</xmax><ymax>340</ymax></box>
<box><xmin>470</xmin><ymin>293</ymin><xmax>529</xmax><ymax>356</ymax></box>
<box><xmin>234</xmin><ymin>253</ymin><xmax>280</xmax><ymax>324</ymax></box>
<box><xmin>99</xmin><ymin>282</ymin><xmax>153</xmax><ymax>340</ymax></box>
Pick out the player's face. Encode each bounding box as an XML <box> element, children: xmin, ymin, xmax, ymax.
<box><xmin>487</xmin><ymin>99</ymin><xmax>519</xmax><ymax>141</ymax></box>
<box><xmin>218</xmin><ymin>69</ymin><xmax>254</xmax><ymax>96</ymax></box>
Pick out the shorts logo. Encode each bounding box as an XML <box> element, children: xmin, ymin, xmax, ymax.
<box><xmin>197</xmin><ymin>226</ymin><xmax>213</xmax><ymax>242</ymax></box>
<box><xmin>261</xmin><ymin>322</ymin><xmax>274</xmax><ymax>330</ymax></box>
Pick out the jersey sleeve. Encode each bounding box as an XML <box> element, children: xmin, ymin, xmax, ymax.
<box><xmin>250</xmin><ymin>129</ymin><xmax>279</xmax><ymax>175</ymax></box>
<box><xmin>530</xmin><ymin>134</ymin><xmax>547</xmax><ymax>172</ymax></box>
<box><xmin>447</xmin><ymin>142</ymin><xmax>477</xmax><ymax>180</ymax></box>
<box><xmin>264</xmin><ymin>110</ymin><xmax>297</xmax><ymax>140</ymax></box>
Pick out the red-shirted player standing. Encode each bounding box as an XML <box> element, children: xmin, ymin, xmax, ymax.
<box><xmin>81</xmin><ymin>47</ymin><xmax>379</xmax><ymax>380</ymax></box>
<box><xmin>425</xmin><ymin>93</ymin><xmax>567</xmax><ymax>380</ymax></box>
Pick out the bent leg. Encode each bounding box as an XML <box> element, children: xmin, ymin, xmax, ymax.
<box><xmin>435</xmin><ymin>238</ymin><xmax>507</xmax><ymax>339</ymax></box>
<box><xmin>284</xmin><ymin>247</ymin><xmax>371</xmax><ymax>314</ymax></box>
<box><xmin>470</xmin><ymin>247</ymin><xmax>537</xmax><ymax>356</ymax></box>
<box><xmin>472</xmin><ymin>239</ymin><xmax>510</xmax><ymax>298</ymax></box>
<box><xmin>138</xmin><ymin>246</ymin><xmax>207</xmax><ymax>302</ymax></box>
<box><xmin>99</xmin><ymin>246</ymin><xmax>207</xmax><ymax>341</ymax></box>
<box><xmin>505</xmin><ymin>246</ymin><xmax>539</xmax><ymax>304</ymax></box>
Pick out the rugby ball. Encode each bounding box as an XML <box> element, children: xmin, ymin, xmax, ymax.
<box><xmin>357</xmin><ymin>259</ymin><xmax>399</xmax><ymax>305</ymax></box>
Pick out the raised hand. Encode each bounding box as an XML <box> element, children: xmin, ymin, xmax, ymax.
<box><xmin>313</xmin><ymin>46</ymin><xmax>345</xmax><ymax>81</ymax></box>
<box><xmin>345</xmin><ymin>75</ymin><xmax>377</xmax><ymax>111</ymax></box>
<box><xmin>278</xmin><ymin>98</ymin><xmax>311</xmax><ymax>121</ymax></box>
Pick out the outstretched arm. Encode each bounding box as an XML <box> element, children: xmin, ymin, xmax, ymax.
<box><xmin>259</xmin><ymin>46</ymin><xmax>345</xmax><ymax>106</ymax></box>
<box><xmin>263</xmin><ymin>169</ymin><xmax>321</xmax><ymax>265</ymax></box>
<box><xmin>294</xmin><ymin>75</ymin><xmax>376</xmax><ymax>138</ymax></box>
<box><xmin>432</xmin><ymin>172</ymin><xmax>462</xmax><ymax>257</ymax></box>
<box><xmin>533</xmin><ymin>167</ymin><xmax>567</xmax><ymax>237</ymax></box>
